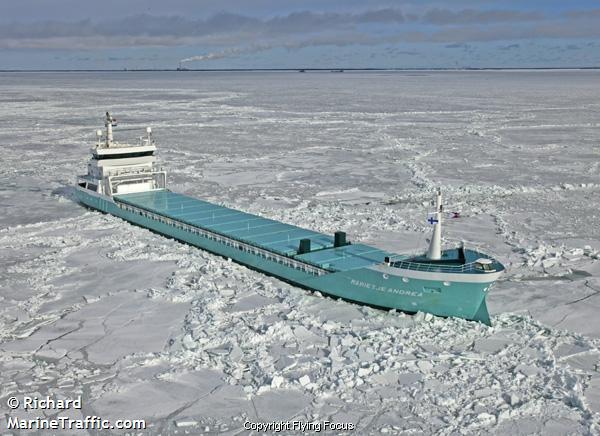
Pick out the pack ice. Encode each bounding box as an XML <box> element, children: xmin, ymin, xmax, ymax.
<box><xmin>1</xmin><ymin>70</ymin><xmax>599</xmax><ymax>434</ymax></box>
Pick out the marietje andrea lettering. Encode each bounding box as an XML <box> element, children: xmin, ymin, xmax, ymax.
<box><xmin>350</xmin><ymin>279</ymin><xmax>423</xmax><ymax>297</ymax></box>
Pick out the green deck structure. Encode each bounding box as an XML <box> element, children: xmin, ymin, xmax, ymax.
<box><xmin>117</xmin><ymin>190</ymin><xmax>335</xmax><ymax>256</ymax></box>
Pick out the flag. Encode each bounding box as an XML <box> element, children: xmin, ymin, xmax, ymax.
<box><xmin>427</xmin><ymin>213</ymin><xmax>439</xmax><ymax>225</ymax></box>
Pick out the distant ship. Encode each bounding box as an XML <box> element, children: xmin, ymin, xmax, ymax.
<box><xmin>75</xmin><ymin>113</ymin><xmax>504</xmax><ymax>325</ymax></box>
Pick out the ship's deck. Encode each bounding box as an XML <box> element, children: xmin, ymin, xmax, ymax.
<box><xmin>116</xmin><ymin>190</ymin><xmax>334</xmax><ymax>256</ymax></box>
<box><xmin>295</xmin><ymin>243</ymin><xmax>396</xmax><ymax>271</ymax></box>
<box><xmin>115</xmin><ymin>190</ymin><xmax>398</xmax><ymax>272</ymax></box>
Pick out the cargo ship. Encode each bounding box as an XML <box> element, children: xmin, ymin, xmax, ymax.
<box><xmin>75</xmin><ymin>113</ymin><xmax>504</xmax><ymax>325</ymax></box>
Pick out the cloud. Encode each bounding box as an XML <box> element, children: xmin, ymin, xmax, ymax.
<box><xmin>178</xmin><ymin>33</ymin><xmax>396</xmax><ymax>65</ymax></box>
<box><xmin>422</xmin><ymin>9</ymin><xmax>544</xmax><ymax>25</ymax></box>
<box><xmin>445</xmin><ymin>43</ymin><xmax>469</xmax><ymax>49</ymax></box>
<box><xmin>404</xmin><ymin>21</ymin><xmax>600</xmax><ymax>44</ymax></box>
<box><xmin>0</xmin><ymin>13</ymin><xmax>261</xmax><ymax>40</ymax></box>
<box><xmin>384</xmin><ymin>47</ymin><xmax>419</xmax><ymax>56</ymax></box>
<box><xmin>2</xmin><ymin>7</ymin><xmax>600</xmax><ymax>53</ymax></box>
<box><xmin>564</xmin><ymin>9</ymin><xmax>600</xmax><ymax>19</ymax></box>
<box><xmin>0</xmin><ymin>10</ymin><xmax>404</xmax><ymax>47</ymax></box>
<box><xmin>356</xmin><ymin>9</ymin><xmax>404</xmax><ymax>24</ymax></box>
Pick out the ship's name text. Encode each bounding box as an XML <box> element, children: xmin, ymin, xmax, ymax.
<box><xmin>350</xmin><ymin>279</ymin><xmax>422</xmax><ymax>297</ymax></box>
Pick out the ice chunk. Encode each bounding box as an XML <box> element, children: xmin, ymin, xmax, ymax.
<box><xmin>252</xmin><ymin>390</ymin><xmax>311</xmax><ymax>421</ymax></box>
<box><xmin>474</xmin><ymin>387</ymin><xmax>496</xmax><ymax>399</ymax></box>
<box><xmin>257</xmin><ymin>385</ymin><xmax>271</xmax><ymax>394</ymax></box>
<box><xmin>417</xmin><ymin>360</ymin><xmax>434</xmax><ymax>373</ymax></box>
<box><xmin>357</xmin><ymin>367</ymin><xmax>371</xmax><ymax>377</ymax></box>
<box><xmin>372</xmin><ymin>371</ymin><xmax>399</xmax><ymax>386</ymax></box>
<box><xmin>585</xmin><ymin>376</ymin><xmax>600</xmax><ymax>413</ymax></box>
<box><xmin>340</xmin><ymin>335</ymin><xmax>356</xmax><ymax>346</ymax></box>
<box><xmin>397</xmin><ymin>373</ymin><xmax>422</xmax><ymax>385</ymax></box>
<box><xmin>514</xmin><ymin>364</ymin><xmax>541</xmax><ymax>377</ymax></box>
<box><xmin>541</xmin><ymin>258</ymin><xmax>558</xmax><ymax>269</ymax></box>
<box><xmin>503</xmin><ymin>393</ymin><xmax>520</xmax><ymax>406</ymax></box>
<box><xmin>473</xmin><ymin>337</ymin><xmax>512</xmax><ymax>354</ymax></box>
<box><xmin>570</xmin><ymin>248</ymin><xmax>584</xmax><ymax>256</ymax></box>
<box><xmin>175</xmin><ymin>420</ymin><xmax>198</xmax><ymax>428</ymax></box>
<box><xmin>271</xmin><ymin>375</ymin><xmax>285</xmax><ymax>388</ymax></box>
<box><xmin>182</xmin><ymin>334</ymin><xmax>197</xmax><ymax>350</ymax></box>
<box><xmin>476</xmin><ymin>413</ymin><xmax>496</xmax><ymax>426</ymax></box>
<box><xmin>35</xmin><ymin>347</ymin><xmax>68</xmax><ymax>362</ymax></box>
<box><xmin>221</xmin><ymin>288</ymin><xmax>235</xmax><ymax>297</ymax></box>
<box><xmin>299</xmin><ymin>375</ymin><xmax>311</xmax><ymax>386</ymax></box>
<box><xmin>553</xmin><ymin>342</ymin><xmax>591</xmax><ymax>359</ymax></box>
<box><xmin>83</xmin><ymin>295</ymin><xmax>100</xmax><ymax>303</ymax></box>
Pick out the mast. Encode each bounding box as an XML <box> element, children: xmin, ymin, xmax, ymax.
<box><xmin>145</xmin><ymin>126</ymin><xmax>152</xmax><ymax>145</ymax></box>
<box><xmin>95</xmin><ymin>129</ymin><xmax>103</xmax><ymax>147</ymax></box>
<box><xmin>427</xmin><ymin>189</ymin><xmax>443</xmax><ymax>260</ymax></box>
<box><xmin>105</xmin><ymin>112</ymin><xmax>114</xmax><ymax>147</ymax></box>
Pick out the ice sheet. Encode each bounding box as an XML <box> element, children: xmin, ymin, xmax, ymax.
<box><xmin>1</xmin><ymin>70</ymin><xmax>599</xmax><ymax>433</ymax></box>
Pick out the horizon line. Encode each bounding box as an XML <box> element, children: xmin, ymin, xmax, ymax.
<box><xmin>1</xmin><ymin>66</ymin><xmax>599</xmax><ymax>73</ymax></box>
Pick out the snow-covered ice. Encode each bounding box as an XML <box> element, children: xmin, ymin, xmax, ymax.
<box><xmin>1</xmin><ymin>70</ymin><xmax>600</xmax><ymax>434</ymax></box>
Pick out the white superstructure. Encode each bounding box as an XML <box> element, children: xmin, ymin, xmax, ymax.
<box><xmin>76</xmin><ymin>112</ymin><xmax>166</xmax><ymax>197</ymax></box>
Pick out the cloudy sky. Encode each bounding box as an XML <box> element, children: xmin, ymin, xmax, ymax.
<box><xmin>1</xmin><ymin>0</ymin><xmax>599</xmax><ymax>69</ymax></box>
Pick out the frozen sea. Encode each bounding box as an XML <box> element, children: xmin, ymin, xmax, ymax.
<box><xmin>1</xmin><ymin>70</ymin><xmax>600</xmax><ymax>434</ymax></box>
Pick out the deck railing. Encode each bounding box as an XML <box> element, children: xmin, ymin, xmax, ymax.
<box><xmin>106</xmin><ymin>166</ymin><xmax>165</xmax><ymax>178</ymax></box>
<box><xmin>388</xmin><ymin>251</ymin><xmax>496</xmax><ymax>274</ymax></box>
<box><xmin>116</xmin><ymin>201</ymin><xmax>330</xmax><ymax>277</ymax></box>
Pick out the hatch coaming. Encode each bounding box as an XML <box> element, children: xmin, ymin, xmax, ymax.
<box><xmin>114</xmin><ymin>190</ymin><xmax>404</xmax><ymax>274</ymax></box>
<box><xmin>294</xmin><ymin>243</ymin><xmax>396</xmax><ymax>272</ymax></box>
<box><xmin>114</xmin><ymin>190</ymin><xmax>336</xmax><ymax>257</ymax></box>
<box><xmin>113</xmin><ymin>191</ymin><xmax>331</xmax><ymax>276</ymax></box>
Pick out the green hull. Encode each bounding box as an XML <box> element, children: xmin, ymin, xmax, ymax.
<box><xmin>304</xmin><ymin>267</ymin><xmax>490</xmax><ymax>324</ymax></box>
<box><xmin>75</xmin><ymin>189</ymin><xmax>493</xmax><ymax>325</ymax></box>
